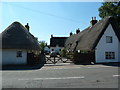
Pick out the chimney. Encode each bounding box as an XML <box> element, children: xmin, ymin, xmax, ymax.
<box><xmin>46</xmin><ymin>43</ymin><xmax>47</xmax><ymax>46</ymax></box>
<box><xmin>25</xmin><ymin>23</ymin><xmax>30</xmax><ymax>31</ymax></box>
<box><xmin>70</xmin><ymin>32</ymin><xmax>73</xmax><ymax>36</ymax></box>
<box><xmin>51</xmin><ymin>34</ymin><xmax>53</xmax><ymax>38</ymax></box>
<box><xmin>90</xmin><ymin>17</ymin><xmax>97</xmax><ymax>27</ymax></box>
<box><xmin>76</xmin><ymin>28</ymin><xmax>80</xmax><ymax>34</ymax></box>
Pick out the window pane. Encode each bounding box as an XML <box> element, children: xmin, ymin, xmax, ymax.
<box><xmin>16</xmin><ymin>51</ymin><xmax>22</xmax><ymax>57</ymax></box>
<box><xmin>105</xmin><ymin>52</ymin><xmax>115</xmax><ymax>60</ymax></box>
<box><xmin>106</xmin><ymin>36</ymin><xmax>112</xmax><ymax>43</ymax></box>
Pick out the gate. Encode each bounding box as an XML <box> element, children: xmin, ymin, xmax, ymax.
<box><xmin>45</xmin><ymin>55</ymin><xmax>71</xmax><ymax>64</ymax></box>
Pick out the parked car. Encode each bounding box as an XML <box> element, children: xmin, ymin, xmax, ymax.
<box><xmin>44</xmin><ymin>50</ymin><xmax>50</xmax><ymax>55</ymax></box>
<box><xmin>50</xmin><ymin>51</ymin><xmax>57</xmax><ymax>57</ymax></box>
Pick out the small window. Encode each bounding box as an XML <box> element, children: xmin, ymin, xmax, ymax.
<box><xmin>106</xmin><ymin>36</ymin><xmax>112</xmax><ymax>43</ymax></box>
<box><xmin>16</xmin><ymin>51</ymin><xmax>22</xmax><ymax>57</ymax></box>
<box><xmin>105</xmin><ymin>52</ymin><xmax>115</xmax><ymax>59</ymax></box>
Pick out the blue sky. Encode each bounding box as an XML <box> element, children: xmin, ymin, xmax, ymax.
<box><xmin>1</xmin><ymin>2</ymin><xmax>102</xmax><ymax>44</ymax></box>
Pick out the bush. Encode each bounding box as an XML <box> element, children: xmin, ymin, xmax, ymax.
<box><xmin>60</xmin><ymin>48</ymin><xmax>67</xmax><ymax>57</ymax></box>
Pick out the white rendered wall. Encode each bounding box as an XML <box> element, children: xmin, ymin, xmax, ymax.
<box><xmin>95</xmin><ymin>24</ymin><xmax>119</xmax><ymax>63</ymax></box>
<box><xmin>1</xmin><ymin>49</ymin><xmax>27</xmax><ymax>65</ymax></box>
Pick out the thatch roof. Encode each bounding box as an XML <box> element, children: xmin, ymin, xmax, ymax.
<box><xmin>50</xmin><ymin>37</ymin><xmax>68</xmax><ymax>47</ymax></box>
<box><xmin>0</xmin><ymin>22</ymin><xmax>41</xmax><ymax>50</ymax></box>
<box><xmin>65</xmin><ymin>16</ymin><xmax>120</xmax><ymax>51</ymax></box>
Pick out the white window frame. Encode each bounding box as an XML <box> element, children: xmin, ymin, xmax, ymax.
<box><xmin>105</xmin><ymin>52</ymin><xmax>115</xmax><ymax>59</ymax></box>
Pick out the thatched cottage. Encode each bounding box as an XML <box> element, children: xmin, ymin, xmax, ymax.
<box><xmin>65</xmin><ymin>16</ymin><xmax>120</xmax><ymax>63</ymax></box>
<box><xmin>0</xmin><ymin>22</ymin><xmax>41</xmax><ymax>65</ymax></box>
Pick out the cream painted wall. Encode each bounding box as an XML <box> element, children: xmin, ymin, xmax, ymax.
<box><xmin>95</xmin><ymin>24</ymin><xmax>119</xmax><ymax>63</ymax></box>
<box><xmin>1</xmin><ymin>49</ymin><xmax>27</xmax><ymax>65</ymax></box>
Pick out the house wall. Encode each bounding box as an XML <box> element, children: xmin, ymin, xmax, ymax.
<box><xmin>44</xmin><ymin>46</ymin><xmax>50</xmax><ymax>52</ymax></box>
<box><xmin>1</xmin><ymin>49</ymin><xmax>27</xmax><ymax>65</ymax></box>
<box><xmin>95</xmin><ymin>24</ymin><xmax>119</xmax><ymax>63</ymax></box>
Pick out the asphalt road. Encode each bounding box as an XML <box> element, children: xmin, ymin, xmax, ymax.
<box><xmin>2</xmin><ymin>64</ymin><xmax>119</xmax><ymax>88</ymax></box>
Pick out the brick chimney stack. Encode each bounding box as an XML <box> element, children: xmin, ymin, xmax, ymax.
<box><xmin>70</xmin><ymin>32</ymin><xmax>73</xmax><ymax>36</ymax></box>
<box><xmin>90</xmin><ymin>17</ymin><xmax>97</xmax><ymax>27</ymax></box>
<box><xmin>25</xmin><ymin>23</ymin><xmax>30</xmax><ymax>31</ymax></box>
<box><xmin>76</xmin><ymin>28</ymin><xmax>80</xmax><ymax>34</ymax></box>
<box><xmin>51</xmin><ymin>34</ymin><xmax>53</xmax><ymax>38</ymax></box>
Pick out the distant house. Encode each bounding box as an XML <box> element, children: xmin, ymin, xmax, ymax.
<box><xmin>0</xmin><ymin>22</ymin><xmax>41</xmax><ymax>65</ymax></box>
<box><xmin>44</xmin><ymin>45</ymin><xmax>50</xmax><ymax>54</ymax></box>
<box><xmin>65</xmin><ymin>16</ymin><xmax>120</xmax><ymax>63</ymax></box>
<box><xmin>50</xmin><ymin>35</ymin><xmax>68</xmax><ymax>54</ymax></box>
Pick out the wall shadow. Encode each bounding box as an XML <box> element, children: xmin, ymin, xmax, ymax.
<box><xmin>102</xmin><ymin>62</ymin><xmax>120</xmax><ymax>67</ymax></box>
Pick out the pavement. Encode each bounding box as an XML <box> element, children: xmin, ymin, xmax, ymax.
<box><xmin>2</xmin><ymin>63</ymin><xmax>120</xmax><ymax>88</ymax></box>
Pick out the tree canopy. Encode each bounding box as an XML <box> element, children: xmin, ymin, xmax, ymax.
<box><xmin>39</xmin><ymin>41</ymin><xmax>46</xmax><ymax>52</ymax></box>
<box><xmin>98</xmin><ymin>1</ymin><xmax>120</xmax><ymax>27</ymax></box>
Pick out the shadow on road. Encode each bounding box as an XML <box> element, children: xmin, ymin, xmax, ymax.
<box><xmin>1</xmin><ymin>64</ymin><xmax>44</xmax><ymax>71</ymax></box>
<box><xmin>74</xmin><ymin>62</ymin><xmax>120</xmax><ymax>67</ymax></box>
<box><xmin>102</xmin><ymin>63</ymin><xmax>120</xmax><ymax>67</ymax></box>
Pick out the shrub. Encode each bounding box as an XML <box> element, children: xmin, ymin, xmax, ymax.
<box><xmin>60</xmin><ymin>48</ymin><xmax>67</xmax><ymax>57</ymax></box>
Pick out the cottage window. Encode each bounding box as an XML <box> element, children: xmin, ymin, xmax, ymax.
<box><xmin>106</xmin><ymin>36</ymin><xmax>112</xmax><ymax>43</ymax></box>
<box><xmin>105</xmin><ymin>52</ymin><xmax>115</xmax><ymax>59</ymax></box>
<box><xmin>16</xmin><ymin>51</ymin><xmax>22</xmax><ymax>57</ymax></box>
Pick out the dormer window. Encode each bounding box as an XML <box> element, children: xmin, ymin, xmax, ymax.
<box><xmin>106</xmin><ymin>36</ymin><xmax>112</xmax><ymax>43</ymax></box>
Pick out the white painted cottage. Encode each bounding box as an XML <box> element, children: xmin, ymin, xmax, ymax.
<box><xmin>65</xmin><ymin>16</ymin><xmax>120</xmax><ymax>63</ymax></box>
<box><xmin>50</xmin><ymin>35</ymin><xmax>68</xmax><ymax>54</ymax></box>
<box><xmin>0</xmin><ymin>22</ymin><xmax>41</xmax><ymax>65</ymax></box>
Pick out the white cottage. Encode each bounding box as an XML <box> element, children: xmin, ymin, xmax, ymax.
<box><xmin>65</xmin><ymin>16</ymin><xmax>120</xmax><ymax>63</ymax></box>
<box><xmin>0</xmin><ymin>22</ymin><xmax>41</xmax><ymax>65</ymax></box>
<box><xmin>50</xmin><ymin>35</ymin><xmax>68</xmax><ymax>54</ymax></box>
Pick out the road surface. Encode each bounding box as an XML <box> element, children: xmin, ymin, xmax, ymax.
<box><xmin>2</xmin><ymin>64</ymin><xmax>119</xmax><ymax>88</ymax></box>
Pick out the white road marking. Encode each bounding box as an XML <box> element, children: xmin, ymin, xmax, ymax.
<box><xmin>86</xmin><ymin>66</ymin><xmax>111</xmax><ymax>68</ymax></box>
<box><xmin>19</xmin><ymin>76</ymin><xmax>85</xmax><ymax>80</ymax></box>
<box><xmin>113</xmin><ymin>75</ymin><xmax>120</xmax><ymax>77</ymax></box>
<box><xmin>87</xmin><ymin>67</ymin><xmax>99</xmax><ymax>68</ymax></box>
<box><xmin>41</xmin><ymin>65</ymin><xmax>113</xmax><ymax>71</ymax></box>
<box><xmin>41</xmin><ymin>67</ymin><xmax>81</xmax><ymax>70</ymax></box>
<box><xmin>42</xmin><ymin>65</ymin><xmax>112</xmax><ymax>70</ymax></box>
<box><xmin>53</xmin><ymin>67</ymin><xmax>81</xmax><ymax>70</ymax></box>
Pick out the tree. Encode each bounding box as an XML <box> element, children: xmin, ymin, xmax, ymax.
<box><xmin>98</xmin><ymin>1</ymin><xmax>120</xmax><ymax>27</ymax></box>
<box><xmin>39</xmin><ymin>41</ymin><xmax>46</xmax><ymax>53</ymax></box>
